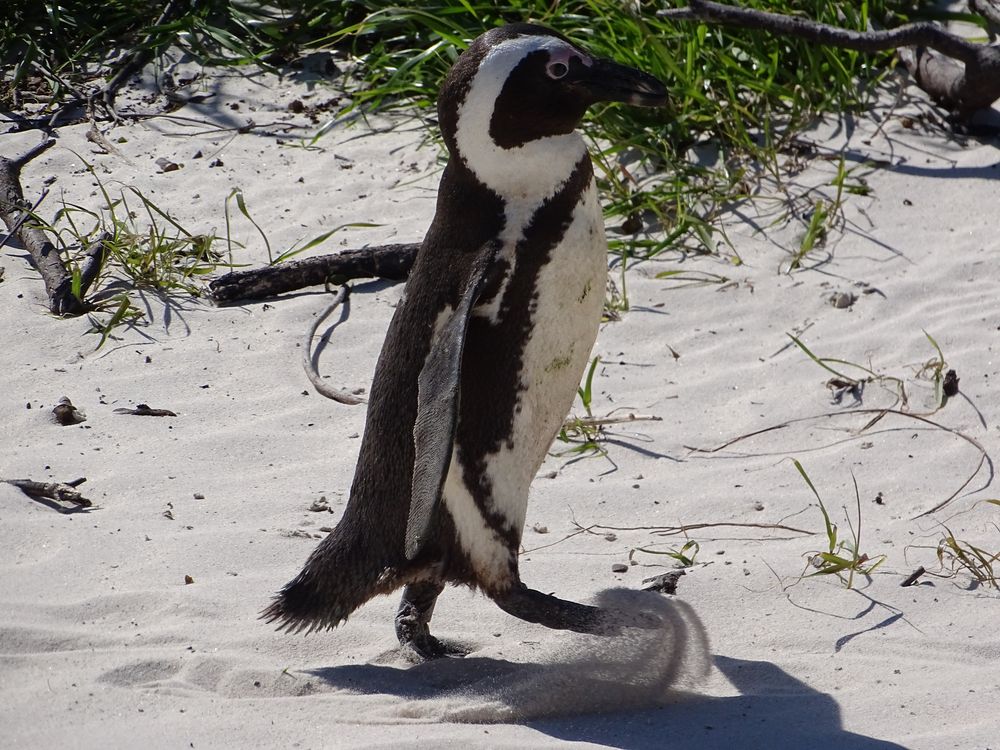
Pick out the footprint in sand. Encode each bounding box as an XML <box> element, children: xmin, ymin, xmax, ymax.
<box><xmin>99</xmin><ymin>659</ymin><xmax>182</xmax><ymax>688</ymax></box>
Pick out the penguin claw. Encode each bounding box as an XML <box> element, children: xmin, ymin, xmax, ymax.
<box><xmin>399</xmin><ymin>634</ymin><xmax>469</xmax><ymax>662</ymax></box>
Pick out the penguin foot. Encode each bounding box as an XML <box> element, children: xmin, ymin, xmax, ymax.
<box><xmin>396</xmin><ymin>580</ymin><xmax>461</xmax><ymax>661</ymax></box>
<box><xmin>398</xmin><ymin>631</ymin><xmax>470</xmax><ymax>662</ymax></box>
<box><xmin>398</xmin><ymin>631</ymin><xmax>446</xmax><ymax>661</ymax></box>
<box><xmin>494</xmin><ymin>583</ymin><xmax>658</xmax><ymax>635</ymax></box>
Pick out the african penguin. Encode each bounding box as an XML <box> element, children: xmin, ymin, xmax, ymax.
<box><xmin>263</xmin><ymin>23</ymin><xmax>667</xmax><ymax>658</ymax></box>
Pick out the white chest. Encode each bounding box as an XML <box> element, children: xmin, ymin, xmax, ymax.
<box><xmin>442</xmin><ymin>179</ymin><xmax>607</xmax><ymax>586</ymax></box>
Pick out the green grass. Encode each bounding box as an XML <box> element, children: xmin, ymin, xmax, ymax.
<box><xmin>936</xmin><ymin>524</ymin><xmax>1000</xmax><ymax>589</ymax></box>
<box><xmin>629</xmin><ymin>539</ymin><xmax>701</xmax><ymax>568</ymax></box>
<box><xmin>556</xmin><ymin>354</ymin><xmax>609</xmax><ymax>461</ymax></box>
<box><xmin>2</xmin><ymin>1</ymin><xmax>944</xmax><ymax>341</ymax></box>
<box><xmin>21</xmin><ymin>150</ymin><xmax>373</xmax><ymax>346</ymax></box>
<box><xmin>3</xmin><ymin>1</ymin><xmax>940</xmax><ymax>265</ymax></box>
<box><xmin>37</xmin><ymin>156</ymin><xmax>227</xmax><ymax>345</ymax></box>
<box><xmin>794</xmin><ymin>459</ymin><xmax>885</xmax><ymax>589</ymax></box>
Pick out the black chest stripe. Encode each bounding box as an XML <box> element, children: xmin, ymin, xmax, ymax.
<box><xmin>453</xmin><ymin>155</ymin><xmax>595</xmax><ymax>546</ymax></box>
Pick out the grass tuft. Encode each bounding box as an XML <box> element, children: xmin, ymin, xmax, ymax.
<box><xmin>936</xmin><ymin>527</ymin><xmax>1000</xmax><ymax>589</ymax></box>
<box><xmin>794</xmin><ymin>459</ymin><xmax>885</xmax><ymax>589</ymax></box>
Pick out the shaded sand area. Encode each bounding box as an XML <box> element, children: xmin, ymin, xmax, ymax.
<box><xmin>2</xmin><ymin>61</ymin><xmax>999</xmax><ymax>748</ymax></box>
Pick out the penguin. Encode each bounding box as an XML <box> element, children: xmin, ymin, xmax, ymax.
<box><xmin>262</xmin><ymin>23</ymin><xmax>667</xmax><ymax>658</ymax></box>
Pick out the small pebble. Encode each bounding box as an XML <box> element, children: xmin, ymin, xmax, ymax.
<box><xmin>155</xmin><ymin>157</ymin><xmax>181</xmax><ymax>173</ymax></box>
<box><xmin>611</xmin><ymin>563</ymin><xmax>628</xmax><ymax>573</ymax></box>
<box><xmin>829</xmin><ymin>291</ymin><xmax>856</xmax><ymax>309</ymax></box>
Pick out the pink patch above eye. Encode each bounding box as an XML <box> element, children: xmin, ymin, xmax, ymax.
<box><xmin>553</xmin><ymin>47</ymin><xmax>592</xmax><ymax>69</ymax></box>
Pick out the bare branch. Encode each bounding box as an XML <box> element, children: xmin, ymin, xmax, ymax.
<box><xmin>0</xmin><ymin>139</ymin><xmax>89</xmax><ymax>316</ymax></box>
<box><xmin>208</xmin><ymin>242</ymin><xmax>418</xmax><ymax>303</ymax></box>
<box><xmin>3</xmin><ymin>477</ymin><xmax>93</xmax><ymax>508</ymax></box>
<box><xmin>681</xmin><ymin>0</ymin><xmax>980</xmax><ymax>63</ymax></box>
<box><xmin>662</xmin><ymin>0</ymin><xmax>1000</xmax><ymax>115</ymax></box>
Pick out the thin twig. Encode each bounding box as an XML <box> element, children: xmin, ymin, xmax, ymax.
<box><xmin>686</xmin><ymin>408</ymin><xmax>992</xmax><ymax>519</ymax></box>
<box><xmin>589</xmin><ymin>521</ymin><xmax>815</xmax><ymax>536</ymax></box>
<box><xmin>900</xmin><ymin>566</ymin><xmax>926</xmax><ymax>587</ymax></box>
<box><xmin>562</xmin><ymin>413</ymin><xmax>662</xmax><ymax>429</ymax></box>
<box><xmin>521</xmin><ymin>526</ymin><xmax>593</xmax><ymax>554</ymax></box>
<box><xmin>303</xmin><ymin>286</ymin><xmax>366</xmax><ymax>405</ymax></box>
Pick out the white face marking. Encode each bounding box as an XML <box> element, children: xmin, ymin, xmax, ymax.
<box><xmin>454</xmin><ymin>35</ymin><xmax>591</xmax><ymax>213</ymax></box>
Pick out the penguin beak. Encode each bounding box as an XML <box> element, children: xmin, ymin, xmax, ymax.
<box><xmin>572</xmin><ymin>57</ymin><xmax>667</xmax><ymax>108</ymax></box>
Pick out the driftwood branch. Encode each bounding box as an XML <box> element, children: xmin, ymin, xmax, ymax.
<box><xmin>3</xmin><ymin>477</ymin><xmax>93</xmax><ymax>508</ymax></box>
<box><xmin>661</xmin><ymin>0</ymin><xmax>1000</xmax><ymax>115</ymax></box>
<box><xmin>208</xmin><ymin>242</ymin><xmax>418</xmax><ymax>302</ymax></box>
<box><xmin>0</xmin><ymin>138</ymin><xmax>102</xmax><ymax>316</ymax></box>
<box><xmin>0</xmin><ymin>139</ymin><xmax>111</xmax><ymax>315</ymax></box>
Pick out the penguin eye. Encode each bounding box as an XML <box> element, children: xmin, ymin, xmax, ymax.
<box><xmin>546</xmin><ymin>61</ymin><xmax>569</xmax><ymax>80</ymax></box>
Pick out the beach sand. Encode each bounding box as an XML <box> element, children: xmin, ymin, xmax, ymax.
<box><xmin>2</xmin><ymin>59</ymin><xmax>999</xmax><ymax>748</ymax></box>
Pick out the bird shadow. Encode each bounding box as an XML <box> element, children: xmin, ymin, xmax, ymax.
<box><xmin>308</xmin><ymin>652</ymin><xmax>905</xmax><ymax>750</ymax></box>
<box><xmin>533</xmin><ymin>655</ymin><xmax>908</xmax><ymax>750</ymax></box>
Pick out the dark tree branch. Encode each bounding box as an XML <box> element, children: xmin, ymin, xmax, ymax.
<box><xmin>661</xmin><ymin>0</ymin><xmax>1000</xmax><ymax>115</ymax></box>
<box><xmin>0</xmin><ymin>188</ymin><xmax>47</xmax><ymax>253</ymax></box>
<box><xmin>208</xmin><ymin>242</ymin><xmax>419</xmax><ymax>303</ymax></box>
<box><xmin>0</xmin><ymin>139</ymin><xmax>87</xmax><ymax>316</ymax></box>
<box><xmin>674</xmin><ymin>0</ymin><xmax>980</xmax><ymax>62</ymax></box>
<box><xmin>3</xmin><ymin>477</ymin><xmax>93</xmax><ymax>508</ymax></box>
<box><xmin>0</xmin><ymin>139</ymin><xmax>111</xmax><ymax>316</ymax></box>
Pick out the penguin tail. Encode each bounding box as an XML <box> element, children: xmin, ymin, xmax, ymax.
<box><xmin>261</xmin><ymin>530</ymin><xmax>392</xmax><ymax>635</ymax></box>
<box><xmin>260</xmin><ymin>571</ymin><xmax>342</xmax><ymax>635</ymax></box>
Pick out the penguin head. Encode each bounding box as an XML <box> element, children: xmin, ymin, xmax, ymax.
<box><xmin>439</xmin><ymin>23</ymin><xmax>666</xmax><ymax>159</ymax></box>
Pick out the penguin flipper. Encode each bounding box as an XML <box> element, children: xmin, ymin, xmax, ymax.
<box><xmin>405</xmin><ymin>240</ymin><xmax>501</xmax><ymax>560</ymax></box>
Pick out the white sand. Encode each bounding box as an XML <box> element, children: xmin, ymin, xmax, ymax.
<box><xmin>2</xmin><ymin>60</ymin><xmax>999</xmax><ymax>749</ymax></box>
